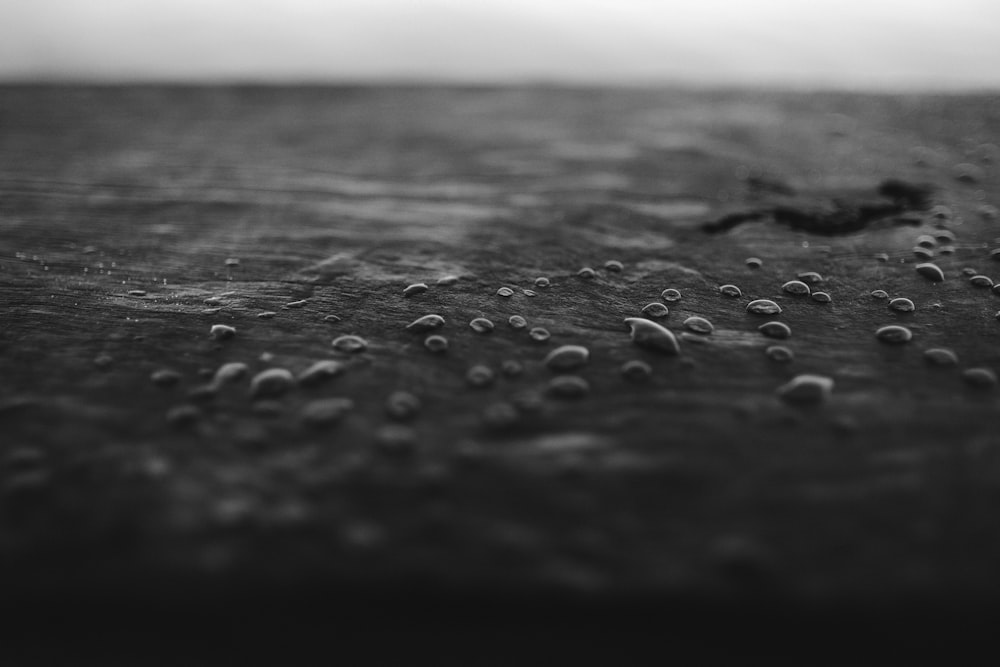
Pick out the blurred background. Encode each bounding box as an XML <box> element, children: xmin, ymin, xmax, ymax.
<box><xmin>2</xmin><ymin>0</ymin><xmax>999</xmax><ymax>90</ymax></box>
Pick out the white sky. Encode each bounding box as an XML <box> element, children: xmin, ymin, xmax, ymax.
<box><xmin>2</xmin><ymin>0</ymin><xmax>999</xmax><ymax>89</ymax></box>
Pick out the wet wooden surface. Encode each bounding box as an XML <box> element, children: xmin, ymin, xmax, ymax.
<box><xmin>1</xmin><ymin>86</ymin><xmax>1000</xmax><ymax>657</ymax></box>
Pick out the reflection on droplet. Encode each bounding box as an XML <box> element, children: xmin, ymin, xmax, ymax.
<box><xmin>466</xmin><ymin>365</ymin><xmax>496</xmax><ymax>388</ymax></box>
<box><xmin>250</xmin><ymin>368</ymin><xmax>295</xmax><ymax>398</ymax></box>
<box><xmin>962</xmin><ymin>367</ymin><xmax>998</xmax><ymax>388</ymax></box>
<box><xmin>577</xmin><ymin>267</ymin><xmax>596</xmax><ymax>279</ymax></box>
<box><xmin>661</xmin><ymin>288</ymin><xmax>681</xmax><ymax>302</ymax></box>
<box><xmin>746</xmin><ymin>299</ymin><xmax>782</xmax><ymax>315</ymax></box>
<box><xmin>758</xmin><ymin>321</ymin><xmax>791</xmax><ymax>339</ymax></box>
<box><xmin>624</xmin><ymin>317</ymin><xmax>680</xmax><ymax>355</ymax></box>
<box><xmin>683</xmin><ymin>316</ymin><xmax>714</xmax><ymax>334</ymax></box>
<box><xmin>604</xmin><ymin>260</ymin><xmax>624</xmax><ymax>272</ymax></box>
<box><xmin>875</xmin><ymin>325</ymin><xmax>913</xmax><ymax>344</ymax></box>
<box><xmin>915</xmin><ymin>263</ymin><xmax>945</xmax><ymax>282</ymax></box>
<box><xmin>719</xmin><ymin>284</ymin><xmax>742</xmax><ymax>297</ymax></box>
<box><xmin>871</xmin><ymin>290</ymin><xmax>889</xmax><ymax>299</ymax></box>
<box><xmin>469</xmin><ymin>317</ymin><xmax>495</xmax><ymax>334</ymax></box>
<box><xmin>765</xmin><ymin>345</ymin><xmax>794</xmax><ymax>362</ymax></box>
<box><xmin>544</xmin><ymin>345</ymin><xmax>590</xmax><ymax>372</ymax></box>
<box><xmin>406</xmin><ymin>314</ymin><xmax>445</xmax><ymax>332</ymax></box>
<box><xmin>386</xmin><ymin>391</ymin><xmax>421</xmax><ymax>420</ymax></box>
<box><xmin>621</xmin><ymin>360</ymin><xmax>652</xmax><ymax>382</ymax></box>
<box><xmin>970</xmin><ymin>275</ymin><xmax>994</xmax><ymax>288</ymax></box>
<box><xmin>508</xmin><ymin>315</ymin><xmax>527</xmax><ymax>329</ymax></box>
<box><xmin>301</xmin><ymin>398</ymin><xmax>354</xmax><ymax>426</ymax></box>
<box><xmin>888</xmin><ymin>297</ymin><xmax>915</xmax><ymax>312</ymax></box>
<box><xmin>776</xmin><ymin>374</ymin><xmax>833</xmax><ymax>405</ymax></box>
<box><xmin>923</xmin><ymin>348</ymin><xmax>958</xmax><ymax>366</ymax></box>
<box><xmin>547</xmin><ymin>375</ymin><xmax>590</xmax><ymax>398</ymax></box>
<box><xmin>811</xmin><ymin>291</ymin><xmax>831</xmax><ymax>303</ymax></box>
<box><xmin>209</xmin><ymin>324</ymin><xmax>236</xmax><ymax>340</ymax></box>
<box><xmin>497</xmin><ymin>287</ymin><xmax>515</xmax><ymax>297</ymax></box>
<box><xmin>641</xmin><ymin>302</ymin><xmax>669</xmax><ymax>318</ymax></box>
<box><xmin>529</xmin><ymin>327</ymin><xmax>551</xmax><ymax>342</ymax></box>
<box><xmin>782</xmin><ymin>280</ymin><xmax>811</xmax><ymax>296</ymax></box>
<box><xmin>298</xmin><ymin>360</ymin><xmax>345</xmax><ymax>386</ymax></box>
<box><xmin>424</xmin><ymin>335</ymin><xmax>449</xmax><ymax>353</ymax></box>
<box><xmin>403</xmin><ymin>283</ymin><xmax>429</xmax><ymax>297</ymax></box>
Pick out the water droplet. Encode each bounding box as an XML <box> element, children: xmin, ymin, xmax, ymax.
<box><xmin>604</xmin><ymin>260</ymin><xmax>624</xmax><ymax>272</ymax></box>
<box><xmin>284</xmin><ymin>299</ymin><xmax>307</xmax><ymax>309</ymax></box>
<box><xmin>641</xmin><ymin>302</ymin><xmax>669</xmax><ymax>318</ymax></box>
<box><xmin>796</xmin><ymin>272</ymin><xmax>824</xmax><ymax>284</ymax></box>
<box><xmin>620</xmin><ymin>360</ymin><xmax>652</xmax><ymax>382</ymax></box>
<box><xmin>249</xmin><ymin>368</ymin><xmax>294</xmax><ymax>398</ymax></box>
<box><xmin>127</xmin><ymin>289</ymin><xmax>147</xmax><ymax>297</ymax></box>
<box><xmin>810</xmin><ymin>291</ymin><xmax>831</xmax><ymax>303</ymax></box>
<box><xmin>962</xmin><ymin>367</ymin><xmax>998</xmax><ymax>388</ymax></box>
<box><xmin>962</xmin><ymin>267</ymin><xmax>978</xmax><ymax>277</ymax></box>
<box><xmin>915</xmin><ymin>235</ymin><xmax>937</xmax><ymax>248</ymax></box>
<box><xmin>166</xmin><ymin>404</ymin><xmax>202</xmax><ymax>427</ymax></box>
<box><xmin>301</xmin><ymin>398</ymin><xmax>354</xmax><ymax>426</ymax></box>
<box><xmin>424</xmin><ymin>335</ymin><xmax>449</xmax><ymax>353</ymax></box>
<box><xmin>259</xmin><ymin>352</ymin><xmax>275</xmax><ymax>363</ymax></box>
<box><xmin>758</xmin><ymin>321</ymin><xmax>791</xmax><ymax>339</ymax></box>
<box><xmin>202</xmin><ymin>307</ymin><xmax>222</xmax><ymax>315</ymax></box>
<box><xmin>508</xmin><ymin>315</ymin><xmax>527</xmax><ymax>329</ymax></box>
<box><xmin>765</xmin><ymin>345</ymin><xmax>794</xmax><ymax>362</ymax></box>
<box><xmin>92</xmin><ymin>353</ymin><xmax>113</xmax><ymax>370</ymax></box>
<box><xmin>224</xmin><ymin>258</ymin><xmax>240</xmax><ymax>267</ymax></box>
<box><xmin>523</xmin><ymin>289</ymin><xmax>537</xmax><ymax>297</ymax></box>
<box><xmin>923</xmin><ymin>348</ymin><xmax>958</xmax><ymax>366</ymax></box>
<box><xmin>386</xmin><ymin>391</ymin><xmax>421</xmax><ymax>420</ymax></box>
<box><xmin>624</xmin><ymin>317</ymin><xmax>680</xmax><ymax>355</ymax></box>
<box><xmin>257</xmin><ymin>311</ymin><xmax>277</xmax><ymax>319</ymax></box>
<box><xmin>871</xmin><ymin>290</ymin><xmax>889</xmax><ymax>299</ymax></box>
<box><xmin>938</xmin><ymin>245</ymin><xmax>956</xmax><ymax>255</ymax></box>
<box><xmin>745</xmin><ymin>257</ymin><xmax>762</xmax><ymax>269</ymax></box>
<box><xmin>953</xmin><ymin>162</ymin><xmax>985</xmax><ymax>183</ymax></box>
<box><xmin>930</xmin><ymin>205</ymin><xmax>953</xmax><ymax>220</ymax></box>
<box><xmin>978</xmin><ymin>204</ymin><xmax>999</xmax><ymax>220</ymax></box>
<box><xmin>437</xmin><ymin>275</ymin><xmax>459</xmax><ymax>286</ymax></box>
<box><xmin>213</xmin><ymin>362</ymin><xmax>249</xmax><ymax>386</ymax></box>
<box><xmin>534</xmin><ymin>277</ymin><xmax>550</xmax><ymax>288</ymax></box>
<box><xmin>915</xmin><ymin>263</ymin><xmax>945</xmax><ymax>282</ymax></box>
<box><xmin>529</xmin><ymin>327</ymin><xmax>551</xmax><ymax>342</ymax></box>
<box><xmin>888</xmin><ymin>297</ymin><xmax>915</xmax><ymax>312</ymax></box>
<box><xmin>403</xmin><ymin>283</ymin><xmax>429</xmax><ymax>297</ymax></box>
<box><xmin>406</xmin><ymin>314</ymin><xmax>445</xmax><ymax>332</ymax></box>
<box><xmin>990</xmin><ymin>249</ymin><xmax>1000</xmax><ymax>262</ymax></box>
<box><xmin>466</xmin><ymin>365</ymin><xmax>496</xmax><ymax>388</ymax></box>
<box><xmin>544</xmin><ymin>345</ymin><xmax>590</xmax><ymax>372</ymax></box>
<box><xmin>874</xmin><ymin>253</ymin><xmax>890</xmax><ymax>262</ymax></box>
<box><xmin>782</xmin><ymin>280</ymin><xmax>810</xmax><ymax>296</ymax></box>
<box><xmin>209</xmin><ymin>324</ymin><xmax>236</xmax><ymax>340</ymax></box>
<box><xmin>934</xmin><ymin>230</ymin><xmax>957</xmax><ymax>243</ymax></box>
<box><xmin>577</xmin><ymin>267</ymin><xmax>596</xmax><ymax>279</ymax></box>
<box><xmin>469</xmin><ymin>317</ymin><xmax>495</xmax><ymax>334</ymax></box>
<box><xmin>875</xmin><ymin>325</ymin><xmax>913</xmax><ymax>344</ymax></box>
<box><xmin>501</xmin><ymin>359</ymin><xmax>524</xmax><ymax>377</ymax></box>
<box><xmin>331</xmin><ymin>335</ymin><xmax>368</xmax><ymax>353</ymax></box>
<box><xmin>746</xmin><ymin>299</ymin><xmax>782</xmax><ymax>315</ymax></box>
<box><xmin>661</xmin><ymin>288</ymin><xmax>681</xmax><ymax>302</ymax></box>
<box><xmin>970</xmin><ymin>275</ymin><xmax>994</xmax><ymax>288</ymax></box>
<box><xmin>777</xmin><ymin>374</ymin><xmax>833</xmax><ymax>405</ymax></box>
<box><xmin>497</xmin><ymin>287</ymin><xmax>515</xmax><ymax>297</ymax></box>
<box><xmin>546</xmin><ymin>375</ymin><xmax>590</xmax><ymax>398</ymax></box>
<box><xmin>719</xmin><ymin>284</ymin><xmax>742</xmax><ymax>297</ymax></box>
<box><xmin>482</xmin><ymin>402</ymin><xmax>520</xmax><ymax>431</ymax></box>
<box><xmin>683</xmin><ymin>316</ymin><xmax>714</xmax><ymax>334</ymax></box>
<box><xmin>323</xmin><ymin>314</ymin><xmax>342</xmax><ymax>323</ymax></box>
<box><xmin>298</xmin><ymin>360</ymin><xmax>345</xmax><ymax>386</ymax></box>
<box><xmin>376</xmin><ymin>425</ymin><xmax>418</xmax><ymax>455</ymax></box>
<box><xmin>151</xmin><ymin>369</ymin><xmax>181</xmax><ymax>387</ymax></box>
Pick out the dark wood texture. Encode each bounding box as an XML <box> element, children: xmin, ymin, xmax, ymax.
<box><xmin>1</xmin><ymin>85</ymin><xmax>999</xmax><ymax>657</ymax></box>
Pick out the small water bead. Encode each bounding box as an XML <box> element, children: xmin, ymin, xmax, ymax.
<box><xmin>301</xmin><ymin>398</ymin><xmax>354</xmax><ymax>426</ymax></box>
<box><xmin>298</xmin><ymin>360</ymin><xmax>345</xmax><ymax>386</ymax></box>
<box><xmin>546</xmin><ymin>375</ymin><xmax>590</xmax><ymax>399</ymax></box>
<box><xmin>962</xmin><ymin>367</ymin><xmax>998</xmax><ymax>388</ymax></box>
<box><xmin>284</xmin><ymin>299</ymin><xmax>308</xmax><ymax>309</ymax></box>
<box><xmin>776</xmin><ymin>374</ymin><xmax>833</xmax><ymax>405</ymax></box>
<box><xmin>437</xmin><ymin>275</ymin><xmax>459</xmax><ymax>286</ymax></box>
<box><xmin>923</xmin><ymin>348</ymin><xmax>959</xmax><ymax>366</ymax></box>
<box><xmin>719</xmin><ymin>284</ymin><xmax>742</xmax><ymax>298</ymax></box>
<box><xmin>661</xmin><ymin>288</ymin><xmax>682</xmax><ymax>302</ymax></box>
<box><xmin>406</xmin><ymin>314</ymin><xmax>445</xmax><ymax>332</ymax></box>
<box><xmin>888</xmin><ymin>297</ymin><xmax>915</xmax><ymax>312</ymax></box>
<box><xmin>641</xmin><ymin>302</ymin><xmax>669</xmax><ymax>318</ymax></box>
<box><xmin>875</xmin><ymin>325</ymin><xmax>913</xmax><ymax>344</ymax></box>
<box><xmin>915</xmin><ymin>235</ymin><xmax>937</xmax><ymax>248</ymax></box>
<box><xmin>620</xmin><ymin>360</ymin><xmax>652</xmax><ymax>382</ymax></box>
<box><xmin>683</xmin><ymin>316</ymin><xmax>714</xmax><ymax>334</ymax></box>
<box><xmin>745</xmin><ymin>257</ymin><xmax>762</xmax><ymax>269</ymax></box>
<box><xmin>544</xmin><ymin>345</ymin><xmax>590</xmax><ymax>372</ymax></box>
<box><xmin>424</xmin><ymin>335</ymin><xmax>449</xmax><ymax>353</ymax></box>
<box><xmin>746</xmin><ymin>299</ymin><xmax>782</xmax><ymax>315</ymax></box>
<box><xmin>765</xmin><ymin>345</ymin><xmax>794</xmax><ymax>362</ymax></box>
<box><xmin>331</xmin><ymin>335</ymin><xmax>368</xmax><ymax>353</ymax></box>
<box><xmin>758</xmin><ymin>321</ymin><xmax>791</xmax><ymax>339</ymax></box>
<box><xmin>386</xmin><ymin>391</ymin><xmax>421</xmax><ymax>420</ymax></box>
<box><xmin>970</xmin><ymin>275</ymin><xmax>995</xmax><ymax>288</ymax></box>
<box><xmin>127</xmin><ymin>289</ymin><xmax>147</xmax><ymax>297</ymax></box>
<box><xmin>166</xmin><ymin>404</ymin><xmax>202</xmax><ymax>427</ymax></box>
<box><xmin>796</xmin><ymin>272</ymin><xmax>824</xmax><ymax>285</ymax></box>
<box><xmin>534</xmin><ymin>277</ymin><xmax>551</xmax><ymax>288</ymax></box>
<box><xmin>934</xmin><ymin>229</ymin><xmax>957</xmax><ymax>243</ymax></box>
<box><xmin>501</xmin><ymin>359</ymin><xmax>524</xmax><ymax>377</ymax></box>
<box><xmin>508</xmin><ymin>315</ymin><xmax>527</xmax><ymax>329</ymax></box>
<box><xmin>915</xmin><ymin>263</ymin><xmax>945</xmax><ymax>282</ymax></box>
<box><xmin>528</xmin><ymin>327</ymin><xmax>551</xmax><ymax>343</ymax></box>
<box><xmin>871</xmin><ymin>290</ymin><xmax>889</xmax><ymax>299</ymax></box>
<box><xmin>151</xmin><ymin>369</ymin><xmax>181</xmax><ymax>387</ymax></box>
<box><xmin>466</xmin><ymin>365</ymin><xmax>496</xmax><ymax>388</ymax></box>
<box><xmin>624</xmin><ymin>317</ymin><xmax>680</xmax><ymax>355</ymax></box>
<box><xmin>497</xmin><ymin>287</ymin><xmax>515</xmax><ymax>298</ymax></box>
<box><xmin>213</xmin><ymin>362</ymin><xmax>249</xmax><ymax>386</ymax></box>
<box><xmin>209</xmin><ymin>324</ymin><xmax>236</xmax><ymax>341</ymax></box>
<box><xmin>469</xmin><ymin>317</ymin><xmax>495</xmax><ymax>334</ymax></box>
<box><xmin>604</xmin><ymin>260</ymin><xmax>624</xmax><ymax>272</ymax></box>
<box><xmin>523</xmin><ymin>289</ymin><xmax>537</xmax><ymax>297</ymax></box>
<box><xmin>938</xmin><ymin>245</ymin><xmax>956</xmax><ymax>255</ymax></box>
<box><xmin>481</xmin><ymin>402</ymin><xmax>520</xmax><ymax>431</ymax></box>
<box><xmin>249</xmin><ymin>368</ymin><xmax>295</xmax><ymax>398</ymax></box>
<box><xmin>810</xmin><ymin>291</ymin><xmax>832</xmax><ymax>303</ymax></box>
<box><xmin>577</xmin><ymin>267</ymin><xmax>596</xmax><ymax>279</ymax></box>
<box><xmin>782</xmin><ymin>280</ymin><xmax>811</xmax><ymax>296</ymax></box>
<box><xmin>224</xmin><ymin>258</ymin><xmax>240</xmax><ymax>267</ymax></box>
<box><xmin>874</xmin><ymin>253</ymin><xmax>890</xmax><ymax>262</ymax></box>
<box><xmin>257</xmin><ymin>311</ymin><xmax>277</xmax><ymax>319</ymax></box>
<box><xmin>403</xmin><ymin>283</ymin><xmax>429</xmax><ymax>297</ymax></box>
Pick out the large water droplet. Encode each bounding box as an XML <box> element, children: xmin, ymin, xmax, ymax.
<box><xmin>746</xmin><ymin>299</ymin><xmax>782</xmax><ymax>315</ymax></box>
<box><xmin>923</xmin><ymin>348</ymin><xmax>958</xmax><ymax>366</ymax></box>
<box><xmin>683</xmin><ymin>316</ymin><xmax>714</xmax><ymax>334</ymax></box>
<box><xmin>624</xmin><ymin>317</ymin><xmax>680</xmax><ymax>355</ymax></box>
<box><xmin>406</xmin><ymin>314</ymin><xmax>445</xmax><ymax>332</ymax></box>
<box><xmin>719</xmin><ymin>284</ymin><xmax>742</xmax><ymax>298</ymax></box>
<box><xmin>888</xmin><ymin>297</ymin><xmax>915</xmax><ymax>312</ymax></box>
<box><xmin>782</xmin><ymin>280</ymin><xmax>811</xmax><ymax>296</ymax></box>
<box><xmin>776</xmin><ymin>374</ymin><xmax>833</xmax><ymax>404</ymax></box>
<box><xmin>424</xmin><ymin>335</ymin><xmax>449</xmax><ymax>353</ymax></box>
<box><xmin>970</xmin><ymin>275</ymin><xmax>994</xmax><ymax>288</ymax></box>
<box><xmin>403</xmin><ymin>283</ymin><xmax>428</xmax><ymax>297</ymax></box>
<box><xmin>661</xmin><ymin>288</ymin><xmax>682</xmax><ymax>302</ymax></box>
<box><xmin>250</xmin><ymin>368</ymin><xmax>295</xmax><ymax>398</ymax></box>
<box><xmin>332</xmin><ymin>335</ymin><xmax>368</xmax><ymax>353</ymax></box>
<box><xmin>915</xmin><ymin>263</ymin><xmax>945</xmax><ymax>282</ymax></box>
<box><xmin>544</xmin><ymin>345</ymin><xmax>590</xmax><ymax>372</ymax></box>
<box><xmin>641</xmin><ymin>302</ymin><xmax>669</xmax><ymax>318</ymax></box>
<box><xmin>469</xmin><ymin>317</ymin><xmax>495</xmax><ymax>334</ymax></box>
<box><xmin>298</xmin><ymin>360</ymin><xmax>345</xmax><ymax>386</ymax></box>
<box><xmin>547</xmin><ymin>375</ymin><xmax>590</xmax><ymax>398</ymax></box>
<box><xmin>758</xmin><ymin>321</ymin><xmax>791</xmax><ymax>339</ymax></box>
<box><xmin>209</xmin><ymin>324</ymin><xmax>236</xmax><ymax>340</ymax></box>
<box><xmin>875</xmin><ymin>325</ymin><xmax>913</xmax><ymax>344</ymax></box>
